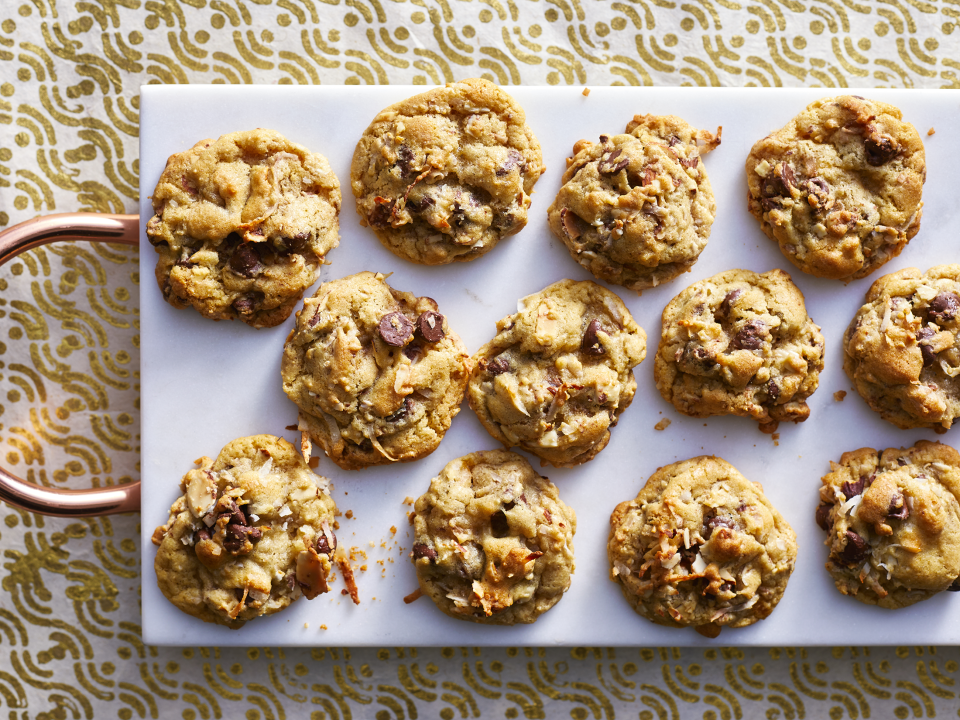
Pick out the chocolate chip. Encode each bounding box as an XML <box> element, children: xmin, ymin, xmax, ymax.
<box><xmin>806</xmin><ymin>177</ymin><xmax>831</xmax><ymax>210</ymax></box>
<box><xmin>732</xmin><ymin>319</ymin><xmax>765</xmax><ymax>351</ymax></box>
<box><xmin>386</xmin><ymin>397</ymin><xmax>414</xmax><ymax>423</ymax></box>
<box><xmin>397</xmin><ymin>145</ymin><xmax>416</xmax><ymax>178</ymax></box>
<box><xmin>929</xmin><ymin>292</ymin><xmax>960</xmax><ymax>324</ymax></box>
<box><xmin>403</xmin><ymin>345</ymin><xmax>421</xmax><ymax>362</ymax></box>
<box><xmin>948</xmin><ymin>579</ymin><xmax>960</xmax><ymax>592</ymax></box>
<box><xmin>378</xmin><ymin>312</ymin><xmax>414</xmax><ymax>347</ymax></box>
<box><xmin>369</xmin><ymin>197</ymin><xmax>395</xmax><ymax>227</ymax></box>
<box><xmin>224</xmin><ymin>524</ymin><xmax>262</xmax><ymax>553</ymax></box>
<box><xmin>581</xmin><ymin>319</ymin><xmax>606</xmax><ymax>356</ymax></box>
<box><xmin>778</xmin><ymin>162</ymin><xmax>796</xmax><ymax>190</ymax></box>
<box><xmin>316</xmin><ymin>531</ymin><xmax>337</xmax><ymax>556</ymax></box>
<box><xmin>496</xmin><ymin>150</ymin><xmax>522</xmax><ymax>177</ymax></box>
<box><xmin>718</xmin><ymin>289</ymin><xmax>742</xmax><ymax>318</ymax></box>
<box><xmin>490</xmin><ymin>510</ymin><xmax>510</xmax><ymax>538</ymax></box>
<box><xmin>449</xmin><ymin>202</ymin><xmax>466</xmax><ymax>228</ymax></box>
<box><xmin>815</xmin><ymin>503</ymin><xmax>832</xmax><ymax>531</ymax></box>
<box><xmin>229</xmin><ymin>242</ymin><xmax>263</xmax><ymax>278</ymax></box>
<box><xmin>233</xmin><ymin>292</ymin><xmax>263</xmax><ymax>315</ymax></box>
<box><xmin>687</xmin><ymin>346</ymin><xmax>715</xmax><ymax>369</ymax></box>
<box><xmin>406</xmin><ymin>194</ymin><xmax>434</xmax><ymax>212</ymax></box>
<box><xmin>412</xmin><ymin>543</ymin><xmax>437</xmax><ymax>561</ymax></box>
<box><xmin>504</xmin><ymin>500</ymin><xmax>516</xmax><ymax>511</ymax></box>
<box><xmin>767</xmin><ymin>381</ymin><xmax>780</xmax><ymax>401</ymax></box>
<box><xmin>415</xmin><ymin>312</ymin><xmax>445</xmax><ymax>342</ymax></box>
<box><xmin>485</xmin><ymin>355</ymin><xmax>510</xmax><ymax>376</ymax></box>
<box><xmin>888</xmin><ymin>492</ymin><xmax>909</xmax><ymax>520</ymax></box>
<box><xmin>194</xmin><ymin>527</ymin><xmax>211</xmax><ymax>544</ymax></box>
<box><xmin>864</xmin><ymin>134</ymin><xmax>899</xmax><ymax>166</ymax></box>
<box><xmin>679</xmin><ymin>156</ymin><xmax>700</xmax><ymax>169</ymax></box>
<box><xmin>841</xmin><ymin>477</ymin><xmax>865</xmax><ymax>500</ymax></box>
<box><xmin>599</xmin><ymin>148</ymin><xmax>629</xmax><ymax>175</ymax></box>
<box><xmin>703</xmin><ymin>513</ymin><xmax>735</xmax><ymax>539</ymax></box>
<box><xmin>678</xmin><ymin>544</ymin><xmax>698</xmax><ymax>570</ymax></box>
<box><xmin>839</xmin><ymin>530</ymin><xmax>868</xmax><ymax>565</ymax></box>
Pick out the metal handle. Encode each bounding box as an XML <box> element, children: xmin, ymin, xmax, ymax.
<box><xmin>0</xmin><ymin>213</ymin><xmax>141</xmax><ymax>516</ymax></box>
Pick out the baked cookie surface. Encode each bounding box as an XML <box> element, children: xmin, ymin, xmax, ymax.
<box><xmin>152</xmin><ymin>435</ymin><xmax>338</xmax><ymax>628</ymax></box>
<box><xmin>817</xmin><ymin>440</ymin><xmax>960</xmax><ymax>608</ymax></box>
<box><xmin>412</xmin><ymin>449</ymin><xmax>576</xmax><ymax>624</ymax></box>
<box><xmin>746</xmin><ymin>95</ymin><xmax>925</xmax><ymax>281</ymax></box>
<box><xmin>654</xmin><ymin>268</ymin><xmax>824</xmax><ymax>431</ymax></box>
<box><xmin>608</xmin><ymin>456</ymin><xmax>797</xmax><ymax>637</ymax></box>
<box><xmin>281</xmin><ymin>271</ymin><xmax>469</xmax><ymax>470</ymax></box>
<box><xmin>843</xmin><ymin>266</ymin><xmax>960</xmax><ymax>432</ymax></box>
<box><xmin>350</xmin><ymin>78</ymin><xmax>544</xmax><ymax>265</ymax></box>
<box><xmin>146</xmin><ymin>129</ymin><xmax>341</xmax><ymax>328</ymax></box>
<box><xmin>547</xmin><ymin>114</ymin><xmax>719</xmax><ymax>291</ymax></box>
<box><xmin>467</xmin><ymin>279</ymin><xmax>646</xmax><ymax>467</ymax></box>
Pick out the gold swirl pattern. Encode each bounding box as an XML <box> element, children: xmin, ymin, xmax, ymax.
<box><xmin>1</xmin><ymin>0</ymin><xmax>959</xmax><ymax>717</ymax></box>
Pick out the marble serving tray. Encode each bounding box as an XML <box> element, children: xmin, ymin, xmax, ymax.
<box><xmin>140</xmin><ymin>85</ymin><xmax>960</xmax><ymax>646</ymax></box>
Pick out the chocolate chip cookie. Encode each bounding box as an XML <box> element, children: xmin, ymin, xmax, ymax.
<box><xmin>152</xmin><ymin>435</ymin><xmax>338</xmax><ymax>628</ymax></box>
<box><xmin>843</xmin><ymin>265</ymin><xmax>960</xmax><ymax>432</ymax></box>
<box><xmin>281</xmin><ymin>272</ymin><xmax>469</xmax><ymax>470</ymax></box>
<box><xmin>147</xmin><ymin>128</ymin><xmax>341</xmax><ymax>328</ymax></box>
<box><xmin>411</xmin><ymin>449</ymin><xmax>576</xmax><ymax>624</ymax></box>
<box><xmin>547</xmin><ymin>114</ymin><xmax>720</xmax><ymax>291</ymax></box>
<box><xmin>350</xmin><ymin>78</ymin><xmax>544</xmax><ymax>265</ymax></box>
<box><xmin>816</xmin><ymin>440</ymin><xmax>960</xmax><ymax>608</ymax></box>
<box><xmin>655</xmin><ymin>268</ymin><xmax>825</xmax><ymax>432</ymax></box>
<box><xmin>608</xmin><ymin>456</ymin><xmax>797</xmax><ymax>637</ymax></box>
<box><xmin>467</xmin><ymin>279</ymin><xmax>647</xmax><ymax>467</ymax></box>
<box><xmin>746</xmin><ymin>95</ymin><xmax>925</xmax><ymax>281</ymax></box>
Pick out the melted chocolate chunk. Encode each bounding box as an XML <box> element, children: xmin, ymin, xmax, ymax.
<box><xmin>767</xmin><ymin>381</ymin><xmax>780</xmax><ymax>401</ymax></box>
<box><xmin>233</xmin><ymin>293</ymin><xmax>263</xmax><ymax>315</ymax></box>
<box><xmin>703</xmin><ymin>513</ymin><xmax>735</xmax><ymax>539</ymax></box>
<box><xmin>412</xmin><ymin>543</ymin><xmax>437</xmax><ymax>561</ymax></box>
<box><xmin>194</xmin><ymin>527</ymin><xmax>212</xmax><ymax>544</ymax></box>
<box><xmin>581</xmin><ymin>319</ymin><xmax>606</xmax><ymax>356</ymax></box>
<box><xmin>841</xmin><ymin>477</ymin><xmax>865</xmax><ymax>500</ymax></box>
<box><xmin>490</xmin><ymin>510</ymin><xmax>510</xmax><ymax>538</ymax></box>
<box><xmin>598</xmin><ymin>148</ymin><xmax>629</xmax><ymax>175</ymax></box>
<box><xmin>485</xmin><ymin>356</ymin><xmax>510</xmax><ymax>376</ymax></box>
<box><xmin>415</xmin><ymin>311</ymin><xmax>445</xmax><ymax>342</ymax></box>
<box><xmin>496</xmin><ymin>150</ymin><xmax>522</xmax><ymax>177</ymax></box>
<box><xmin>316</xmin><ymin>531</ymin><xmax>337</xmax><ymax>556</ymax></box>
<box><xmin>864</xmin><ymin>134</ymin><xmax>899</xmax><ymax>166</ymax></box>
<box><xmin>839</xmin><ymin>530</ymin><xmax>868</xmax><ymax>565</ymax></box>
<box><xmin>815</xmin><ymin>503</ymin><xmax>832</xmax><ymax>531</ymax></box>
<box><xmin>718</xmin><ymin>289</ymin><xmax>743</xmax><ymax>318</ymax></box>
<box><xmin>732</xmin><ymin>319</ymin><xmax>766</xmax><ymax>351</ymax></box>
<box><xmin>688</xmin><ymin>346</ymin><xmax>715</xmax><ymax>368</ymax></box>
<box><xmin>888</xmin><ymin>491</ymin><xmax>909</xmax><ymax>521</ymax></box>
<box><xmin>229</xmin><ymin>242</ymin><xmax>263</xmax><ymax>278</ymax></box>
<box><xmin>223</xmin><ymin>524</ymin><xmax>262</xmax><ymax>553</ymax></box>
<box><xmin>929</xmin><ymin>292</ymin><xmax>960</xmax><ymax>325</ymax></box>
<box><xmin>369</xmin><ymin>198</ymin><xmax>395</xmax><ymax>227</ymax></box>
<box><xmin>397</xmin><ymin>145</ymin><xmax>416</xmax><ymax>178</ymax></box>
<box><xmin>379</xmin><ymin>312</ymin><xmax>414</xmax><ymax>347</ymax></box>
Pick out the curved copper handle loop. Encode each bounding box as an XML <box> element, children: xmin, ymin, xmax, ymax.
<box><xmin>0</xmin><ymin>213</ymin><xmax>141</xmax><ymax>516</ymax></box>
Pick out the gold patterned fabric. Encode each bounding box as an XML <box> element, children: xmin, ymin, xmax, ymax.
<box><xmin>2</xmin><ymin>1</ymin><xmax>959</xmax><ymax>717</ymax></box>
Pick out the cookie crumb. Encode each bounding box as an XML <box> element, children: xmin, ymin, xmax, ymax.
<box><xmin>403</xmin><ymin>496</ymin><xmax>415</xmax><ymax>506</ymax></box>
<box><xmin>337</xmin><ymin>555</ymin><xmax>361</xmax><ymax>605</ymax></box>
<box><xmin>834</xmin><ymin>390</ymin><xmax>847</xmax><ymax>402</ymax></box>
<box><xmin>404</xmin><ymin>588</ymin><xmax>423</xmax><ymax>604</ymax></box>
<box><xmin>320</xmin><ymin>624</ymin><xmax>327</xmax><ymax>630</ymax></box>
<box><xmin>582</xmin><ymin>88</ymin><xmax>590</xmax><ymax>97</ymax></box>
<box><xmin>304</xmin><ymin>623</ymin><xmax>309</xmax><ymax>628</ymax></box>
<box><xmin>390</xmin><ymin>525</ymin><xmax>397</xmax><ymax>535</ymax></box>
<box><xmin>654</xmin><ymin>418</ymin><xmax>672</xmax><ymax>431</ymax></box>
<box><xmin>928</xmin><ymin>127</ymin><xmax>936</xmax><ymax>136</ymax></box>
<box><xmin>407</xmin><ymin>511</ymin><xmax>415</xmax><ymax>525</ymax></box>
<box><xmin>345</xmin><ymin>510</ymin><xmax>354</xmax><ymax>519</ymax></box>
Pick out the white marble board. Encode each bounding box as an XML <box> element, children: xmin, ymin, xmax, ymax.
<box><xmin>140</xmin><ymin>85</ymin><xmax>960</xmax><ymax>646</ymax></box>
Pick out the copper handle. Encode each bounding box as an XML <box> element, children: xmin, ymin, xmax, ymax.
<box><xmin>0</xmin><ymin>213</ymin><xmax>141</xmax><ymax>516</ymax></box>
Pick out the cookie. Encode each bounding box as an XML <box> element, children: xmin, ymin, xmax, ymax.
<box><xmin>146</xmin><ymin>129</ymin><xmax>341</xmax><ymax>328</ymax></box>
<box><xmin>816</xmin><ymin>440</ymin><xmax>960</xmax><ymax>608</ymax></box>
<box><xmin>467</xmin><ymin>279</ymin><xmax>646</xmax><ymax>467</ymax></box>
<box><xmin>654</xmin><ymin>268</ymin><xmax>825</xmax><ymax>432</ymax></box>
<box><xmin>746</xmin><ymin>95</ymin><xmax>925</xmax><ymax>281</ymax></box>
<box><xmin>152</xmin><ymin>435</ymin><xmax>338</xmax><ymax>628</ymax></box>
<box><xmin>411</xmin><ymin>449</ymin><xmax>576</xmax><ymax>624</ymax></box>
<box><xmin>350</xmin><ymin>78</ymin><xmax>544</xmax><ymax>265</ymax></box>
<box><xmin>547</xmin><ymin>114</ymin><xmax>720</xmax><ymax>291</ymax></box>
<box><xmin>608</xmin><ymin>456</ymin><xmax>797</xmax><ymax>637</ymax></box>
<box><xmin>281</xmin><ymin>271</ymin><xmax>469</xmax><ymax>470</ymax></box>
<box><xmin>843</xmin><ymin>266</ymin><xmax>960</xmax><ymax>432</ymax></box>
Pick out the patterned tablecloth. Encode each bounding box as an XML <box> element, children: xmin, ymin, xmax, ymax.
<box><xmin>2</xmin><ymin>1</ymin><xmax>960</xmax><ymax>717</ymax></box>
